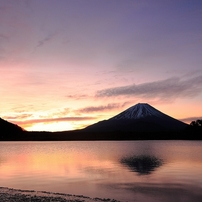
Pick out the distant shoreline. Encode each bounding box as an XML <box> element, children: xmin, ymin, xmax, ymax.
<box><xmin>0</xmin><ymin>187</ymin><xmax>120</xmax><ymax>202</ymax></box>
<box><xmin>1</xmin><ymin>129</ymin><xmax>201</xmax><ymax>141</ymax></box>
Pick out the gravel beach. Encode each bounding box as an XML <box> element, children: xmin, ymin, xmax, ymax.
<box><xmin>0</xmin><ymin>187</ymin><xmax>120</xmax><ymax>202</ymax></box>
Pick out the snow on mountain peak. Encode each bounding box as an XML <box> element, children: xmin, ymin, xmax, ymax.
<box><xmin>111</xmin><ymin>103</ymin><xmax>165</xmax><ymax>120</ymax></box>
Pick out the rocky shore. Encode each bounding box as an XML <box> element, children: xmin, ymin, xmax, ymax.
<box><xmin>0</xmin><ymin>187</ymin><xmax>120</xmax><ymax>202</ymax></box>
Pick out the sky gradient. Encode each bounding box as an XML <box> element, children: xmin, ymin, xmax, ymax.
<box><xmin>0</xmin><ymin>0</ymin><xmax>202</xmax><ymax>131</ymax></box>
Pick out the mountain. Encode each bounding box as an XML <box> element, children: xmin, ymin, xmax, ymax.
<box><xmin>84</xmin><ymin>103</ymin><xmax>188</xmax><ymax>133</ymax></box>
<box><xmin>0</xmin><ymin>117</ymin><xmax>24</xmax><ymax>139</ymax></box>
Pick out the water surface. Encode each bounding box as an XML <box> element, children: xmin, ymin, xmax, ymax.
<box><xmin>0</xmin><ymin>141</ymin><xmax>202</xmax><ymax>202</ymax></box>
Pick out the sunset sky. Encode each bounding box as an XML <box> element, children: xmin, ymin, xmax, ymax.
<box><xmin>0</xmin><ymin>0</ymin><xmax>202</xmax><ymax>131</ymax></box>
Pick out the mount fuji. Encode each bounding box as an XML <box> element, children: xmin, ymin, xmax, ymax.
<box><xmin>84</xmin><ymin>103</ymin><xmax>188</xmax><ymax>133</ymax></box>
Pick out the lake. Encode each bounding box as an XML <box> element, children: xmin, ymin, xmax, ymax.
<box><xmin>0</xmin><ymin>141</ymin><xmax>202</xmax><ymax>202</ymax></box>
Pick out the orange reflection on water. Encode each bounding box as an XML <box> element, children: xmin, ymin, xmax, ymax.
<box><xmin>0</xmin><ymin>145</ymin><xmax>118</xmax><ymax>182</ymax></box>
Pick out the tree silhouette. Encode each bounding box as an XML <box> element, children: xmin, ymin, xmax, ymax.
<box><xmin>190</xmin><ymin>119</ymin><xmax>202</xmax><ymax>127</ymax></box>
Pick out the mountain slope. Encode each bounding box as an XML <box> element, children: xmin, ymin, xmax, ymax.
<box><xmin>84</xmin><ymin>103</ymin><xmax>188</xmax><ymax>133</ymax></box>
<box><xmin>0</xmin><ymin>117</ymin><xmax>24</xmax><ymax>139</ymax></box>
<box><xmin>111</xmin><ymin>103</ymin><xmax>168</xmax><ymax>120</ymax></box>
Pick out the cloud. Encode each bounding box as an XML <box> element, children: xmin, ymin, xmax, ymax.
<box><xmin>96</xmin><ymin>75</ymin><xmax>202</xmax><ymax>100</ymax></box>
<box><xmin>36</xmin><ymin>33</ymin><xmax>55</xmax><ymax>48</ymax></box>
<box><xmin>3</xmin><ymin>114</ymin><xmax>33</xmax><ymax>120</ymax></box>
<box><xmin>66</xmin><ymin>94</ymin><xmax>89</xmax><ymax>100</ymax></box>
<box><xmin>13</xmin><ymin>116</ymin><xmax>95</xmax><ymax>125</ymax></box>
<box><xmin>39</xmin><ymin>108</ymin><xmax>71</xmax><ymax>119</ymax></box>
<box><xmin>77</xmin><ymin>103</ymin><xmax>123</xmax><ymax>114</ymax></box>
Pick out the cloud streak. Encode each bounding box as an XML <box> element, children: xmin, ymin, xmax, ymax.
<box><xmin>3</xmin><ymin>114</ymin><xmax>33</xmax><ymax>120</ymax></box>
<box><xmin>35</xmin><ymin>32</ymin><xmax>58</xmax><ymax>50</ymax></box>
<box><xmin>77</xmin><ymin>103</ymin><xmax>124</xmax><ymax>114</ymax></box>
<box><xmin>96</xmin><ymin>75</ymin><xmax>202</xmax><ymax>100</ymax></box>
<box><xmin>13</xmin><ymin>116</ymin><xmax>95</xmax><ymax>125</ymax></box>
<box><xmin>66</xmin><ymin>94</ymin><xmax>89</xmax><ymax>100</ymax></box>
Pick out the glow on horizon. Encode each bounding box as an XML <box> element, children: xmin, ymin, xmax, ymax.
<box><xmin>9</xmin><ymin>101</ymin><xmax>202</xmax><ymax>132</ymax></box>
<box><xmin>25</xmin><ymin>122</ymin><xmax>74</xmax><ymax>132</ymax></box>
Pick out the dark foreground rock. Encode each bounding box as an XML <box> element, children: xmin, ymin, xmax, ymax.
<box><xmin>0</xmin><ymin>187</ymin><xmax>120</xmax><ymax>202</ymax></box>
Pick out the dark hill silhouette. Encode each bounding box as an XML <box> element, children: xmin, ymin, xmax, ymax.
<box><xmin>0</xmin><ymin>117</ymin><xmax>24</xmax><ymax>140</ymax></box>
<box><xmin>84</xmin><ymin>103</ymin><xmax>188</xmax><ymax>133</ymax></box>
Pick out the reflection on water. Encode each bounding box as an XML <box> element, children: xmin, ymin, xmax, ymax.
<box><xmin>120</xmin><ymin>155</ymin><xmax>163</xmax><ymax>175</ymax></box>
<box><xmin>0</xmin><ymin>141</ymin><xmax>202</xmax><ymax>202</ymax></box>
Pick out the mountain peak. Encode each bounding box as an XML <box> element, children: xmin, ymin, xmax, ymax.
<box><xmin>85</xmin><ymin>103</ymin><xmax>188</xmax><ymax>133</ymax></box>
<box><xmin>110</xmin><ymin>103</ymin><xmax>165</xmax><ymax>120</ymax></box>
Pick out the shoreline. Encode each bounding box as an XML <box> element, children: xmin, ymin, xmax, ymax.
<box><xmin>0</xmin><ymin>187</ymin><xmax>120</xmax><ymax>202</ymax></box>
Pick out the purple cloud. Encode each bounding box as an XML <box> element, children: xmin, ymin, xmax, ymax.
<box><xmin>96</xmin><ymin>75</ymin><xmax>202</xmax><ymax>100</ymax></box>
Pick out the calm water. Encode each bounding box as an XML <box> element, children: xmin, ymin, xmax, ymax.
<box><xmin>0</xmin><ymin>141</ymin><xmax>202</xmax><ymax>202</ymax></box>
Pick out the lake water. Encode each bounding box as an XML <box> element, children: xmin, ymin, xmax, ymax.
<box><xmin>0</xmin><ymin>141</ymin><xmax>202</xmax><ymax>202</ymax></box>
